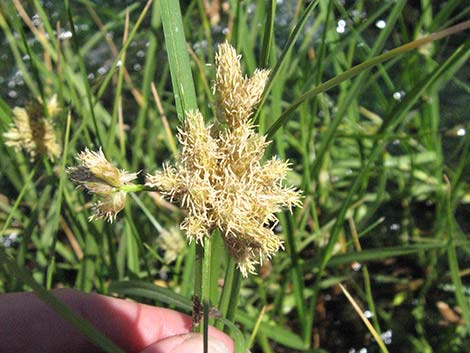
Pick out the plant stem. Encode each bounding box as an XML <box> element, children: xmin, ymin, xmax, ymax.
<box><xmin>225</xmin><ymin>267</ymin><xmax>242</xmax><ymax>335</ymax></box>
<box><xmin>193</xmin><ymin>243</ymin><xmax>204</xmax><ymax>333</ymax></box>
<box><xmin>120</xmin><ymin>184</ymin><xmax>154</xmax><ymax>193</ymax></box>
<box><xmin>193</xmin><ymin>238</ymin><xmax>212</xmax><ymax>336</ymax></box>
<box><xmin>216</xmin><ymin>257</ymin><xmax>235</xmax><ymax>330</ymax></box>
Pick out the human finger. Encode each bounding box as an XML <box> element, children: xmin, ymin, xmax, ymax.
<box><xmin>0</xmin><ymin>288</ymin><xmax>233</xmax><ymax>353</ymax></box>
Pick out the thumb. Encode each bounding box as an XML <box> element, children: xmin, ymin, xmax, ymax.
<box><xmin>140</xmin><ymin>333</ymin><xmax>231</xmax><ymax>353</ymax></box>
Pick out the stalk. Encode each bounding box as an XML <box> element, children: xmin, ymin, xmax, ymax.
<box><xmin>192</xmin><ymin>237</ymin><xmax>212</xmax><ymax>339</ymax></box>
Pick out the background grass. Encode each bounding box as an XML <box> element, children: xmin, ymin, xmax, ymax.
<box><xmin>1</xmin><ymin>1</ymin><xmax>470</xmax><ymax>352</ymax></box>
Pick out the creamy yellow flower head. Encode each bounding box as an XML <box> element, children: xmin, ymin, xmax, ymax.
<box><xmin>68</xmin><ymin>148</ymin><xmax>138</xmax><ymax>222</ymax></box>
<box><xmin>147</xmin><ymin>42</ymin><xmax>301</xmax><ymax>277</ymax></box>
<box><xmin>3</xmin><ymin>95</ymin><xmax>62</xmax><ymax>161</ymax></box>
<box><xmin>157</xmin><ymin>226</ymin><xmax>186</xmax><ymax>264</ymax></box>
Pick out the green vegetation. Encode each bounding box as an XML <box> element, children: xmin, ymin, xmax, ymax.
<box><xmin>1</xmin><ymin>1</ymin><xmax>470</xmax><ymax>352</ymax></box>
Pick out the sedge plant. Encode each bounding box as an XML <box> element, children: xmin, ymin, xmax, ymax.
<box><xmin>1</xmin><ymin>1</ymin><xmax>470</xmax><ymax>352</ymax></box>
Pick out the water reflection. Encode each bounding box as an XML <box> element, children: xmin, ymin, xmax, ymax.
<box><xmin>58</xmin><ymin>30</ymin><xmax>72</xmax><ymax>40</ymax></box>
<box><xmin>0</xmin><ymin>233</ymin><xmax>19</xmax><ymax>248</ymax></box>
<box><xmin>375</xmin><ymin>20</ymin><xmax>386</xmax><ymax>29</ymax></box>
<box><xmin>393</xmin><ymin>90</ymin><xmax>405</xmax><ymax>101</ymax></box>
<box><xmin>381</xmin><ymin>330</ymin><xmax>393</xmax><ymax>345</ymax></box>
<box><xmin>337</xmin><ymin>19</ymin><xmax>347</xmax><ymax>34</ymax></box>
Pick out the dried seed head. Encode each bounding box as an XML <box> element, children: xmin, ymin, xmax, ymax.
<box><xmin>146</xmin><ymin>42</ymin><xmax>302</xmax><ymax>277</ymax></box>
<box><xmin>68</xmin><ymin>148</ymin><xmax>138</xmax><ymax>222</ymax></box>
<box><xmin>3</xmin><ymin>105</ymin><xmax>61</xmax><ymax>161</ymax></box>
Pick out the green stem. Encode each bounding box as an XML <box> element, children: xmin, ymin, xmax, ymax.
<box><xmin>216</xmin><ymin>257</ymin><xmax>236</xmax><ymax>330</ymax></box>
<box><xmin>193</xmin><ymin>238</ymin><xmax>212</xmax><ymax>334</ymax></box>
<box><xmin>120</xmin><ymin>184</ymin><xmax>154</xmax><ymax>193</ymax></box>
<box><xmin>225</xmin><ymin>267</ymin><xmax>242</xmax><ymax>334</ymax></box>
<box><xmin>193</xmin><ymin>243</ymin><xmax>203</xmax><ymax>333</ymax></box>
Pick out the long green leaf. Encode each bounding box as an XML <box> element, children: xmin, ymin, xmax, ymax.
<box><xmin>158</xmin><ymin>0</ymin><xmax>198</xmax><ymax>118</ymax></box>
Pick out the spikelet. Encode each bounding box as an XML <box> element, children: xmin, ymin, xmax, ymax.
<box><xmin>3</xmin><ymin>95</ymin><xmax>62</xmax><ymax>161</ymax></box>
<box><xmin>157</xmin><ymin>226</ymin><xmax>186</xmax><ymax>264</ymax></box>
<box><xmin>215</xmin><ymin>42</ymin><xmax>269</xmax><ymax>128</ymax></box>
<box><xmin>68</xmin><ymin>148</ymin><xmax>138</xmax><ymax>222</ymax></box>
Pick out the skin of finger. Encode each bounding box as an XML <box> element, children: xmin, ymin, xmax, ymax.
<box><xmin>140</xmin><ymin>333</ymin><xmax>230</xmax><ymax>353</ymax></box>
<box><xmin>0</xmin><ymin>289</ymin><xmax>234</xmax><ymax>353</ymax></box>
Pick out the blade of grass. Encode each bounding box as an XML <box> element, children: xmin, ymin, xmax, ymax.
<box><xmin>266</xmin><ymin>20</ymin><xmax>470</xmax><ymax>139</ymax></box>
<box><xmin>444</xmin><ymin>177</ymin><xmax>470</xmax><ymax>332</ymax></box>
<box><xmin>105</xmin><ymin>10</ymin><xmax>130</xmax><ymax>154</ymax></box>
<box><xmin>158</xmin><ymin>0</ymin><xmax>198</xmax><ymax>118</ymax></box>
<box><xmin>339</xmin><ymin>284</ymin><xmax>390</xmax><ymax>353</ymax></box>
<box><xmin>94</xmin><ymin>0</ymin><xmax>154</xmax><ymax>106</ymax></box>
<box><xmin>65</xmin><ymin>0</ymin><xmax>104</xmax><ymax>147</ymax></box>
<box><xmin>259</xmin><ymin>0</ymin><xmax>276</xmax><ymax>68</ymax></box>
<box><xmin>46</xmin><ymin>111</ymin><xmax>72</xmax><ymax>289</ymax></box>
<box><xmin>254</xmin><ymin>0</ymin><xmax>321</xmax><ymax>123</ymax></box>
<box><xmin>215</xmin><ymin>257</ymin><xmax>236</xmax><ymax>330</ymax></box>
<box><xmin>131</xmin><ymin>0</ymin><xmax>161</xmax><ymax>169</ymax></box>
<box><xmin>305</xmin><ymin>39</ymin><xmax>470</xmax><ymax>345</ymax></box>
<box><xmin>348</xmin><ymin>217</ymin><xmax>382</xmax><ymax>333</ymax></box>
<box><xmin>0</xmin><ymin>169</ymin><xmax>36</xmax><ymax>239</ymax></box>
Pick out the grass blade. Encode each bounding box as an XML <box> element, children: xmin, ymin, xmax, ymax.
<box><xmin>158</xmin><ymin>0</ymin><xmax>198</xmax><ymax>118</ymax></box>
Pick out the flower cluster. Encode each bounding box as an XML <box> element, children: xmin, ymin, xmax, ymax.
<box><xmin>157</xmin><ymin>226</ymin><xmax>186</xmax><ymax>264</ymax></box>
<box><xmin>3</xmin><ymin>96</ymin><xmax>61</xmax><ymax>161</ymax></box>
<box><xmin>146</xmin><ymin>42</ymin><xmax>301</xmax><ymax>276</ymax></box>
<box><xmin>67</xmin><ymin>148</ymin><xmax>138</xmax><ymax>222</ymax></box>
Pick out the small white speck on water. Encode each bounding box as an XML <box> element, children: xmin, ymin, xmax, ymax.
<box><xmin>32</xmin><ymin>14</ymin><xmax>41</xmax><ymax>26</ymax></box>
<box><xmin>376</xmin><ymin>20</ymin><xmax>386</xmax><ymax>29</ymax></box>
<box><xmin>58</xmin><ymin>30</ymin><xmax>72</xmax><ymax>40</ymax></box>
<box><xmin>393</xmin><ymin>91</ymin><xmax>405</xmax><ymax>101</ymax></box>
<box><xmin>351</xmin><ymin>262</ymin><xmax>362</xmax><ymax>271</ymax></box>
<box><xmin>336</xmin><ymin>19</ymin><xmax>346</xmax><ymax>33</ymax></box>
<box><xmin>97</xmin><ymin>67</ymin><xmax>107</xmax><ymax>75</ymax></box>
<box><xmin>381</xmin><ymin>330</ymin><xmax>393</xmax><ymax>344</ymax></box>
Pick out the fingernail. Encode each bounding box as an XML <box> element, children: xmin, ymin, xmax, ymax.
<box><xmin>207</xmin><ymin>336</ymin><xmax>229</xmax><ymax>353</ymax></box>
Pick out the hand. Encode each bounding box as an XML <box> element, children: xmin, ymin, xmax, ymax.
<box><xmin>0</xmin><ymin>288</ymin><xmax>234</xmax><ymax>353</ymax></box>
